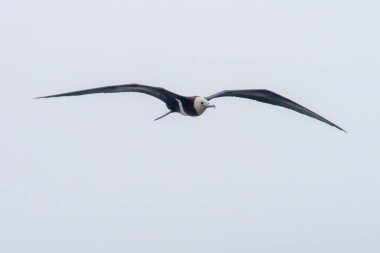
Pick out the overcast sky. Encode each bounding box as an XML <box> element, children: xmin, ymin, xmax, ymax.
<box><xmin>1</xmin><ymin>0</ymin><xmax>379</xmax><ymax>252</ymax></box>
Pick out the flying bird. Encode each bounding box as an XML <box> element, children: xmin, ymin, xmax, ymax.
<box><xmin>36</xmin><ymin>83</ymin><xmax>345</xmax><ymax>131</ymax></box>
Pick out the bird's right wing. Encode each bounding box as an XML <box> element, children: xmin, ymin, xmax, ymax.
<box><xmin>36</xmin><ymin>83</ymin><xmax>182</xmax><ymax>109</ymax></box>
<box><xmin>207</xmin><ymin>89</ymin><xmax>345</xmax><ymax>132</ymax></box>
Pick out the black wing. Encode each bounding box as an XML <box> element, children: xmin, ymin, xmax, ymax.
<box><xmin>207</xmin><ymin>89</ymin><xmax>345</xmax><ymax>132</ymax></box>
<box><xmin>36</xmin><ymin>83</ymin><xmax>182</xmax><ymax>110</ymax></box>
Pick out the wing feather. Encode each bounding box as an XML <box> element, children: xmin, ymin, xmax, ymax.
<box><xmin>36</xmin><ymin>84</ymin><xmax>181</xmax><ymax>110</ymax></box>
<box><xmin>207</xmin><ymin>89</ymin><xmax>345</xmax><ymax>132</ymax></box>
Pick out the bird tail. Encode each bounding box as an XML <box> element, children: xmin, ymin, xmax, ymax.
<box><xmin>154</xmin><ymin>111</ymin><xmax>172</xmax><ymax>121</ymax></box>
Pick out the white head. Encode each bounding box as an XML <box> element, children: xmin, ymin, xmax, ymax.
<box><xmin>193</xmin><ymin>97</ymin><xmax>216</xmax><ymax>115</ymax></box>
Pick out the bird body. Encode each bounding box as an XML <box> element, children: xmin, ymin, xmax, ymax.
<box><xmin>175</xmin><ymin>96</ymin><xmax>213</xmax><ymax>116</ymax></box>
<box><xmin>36</xmin><ymin>83</ymin><xmax>345</xmax><ymax>131</ymax></box>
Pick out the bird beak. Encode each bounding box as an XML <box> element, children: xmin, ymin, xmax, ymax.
<box><xmin>206</xmin><ymin>104</ymin><xmax>216</xmax><ymax>109</ymax></box>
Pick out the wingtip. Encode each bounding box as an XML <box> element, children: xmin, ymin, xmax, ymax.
<box><xmin>334</xmin><ymin>124</ymin><xmax>347</xmax><ymax>133</ymax></box>
<box><xmin>34</xmin><ymin>95</ymin><xmax>57</xmax><ymax>99</ymax></box>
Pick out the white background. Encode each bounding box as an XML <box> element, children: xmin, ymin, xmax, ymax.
<box><xmin>1</xmin><ymin>0</ymin><xmax>379</xmax><ymax>252</ymax></box>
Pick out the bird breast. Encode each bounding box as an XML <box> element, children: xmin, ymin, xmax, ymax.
<box><xmin>175</xmin><ymin>98</ymin><xmax>189</xmax><ymax>116</ymax></box>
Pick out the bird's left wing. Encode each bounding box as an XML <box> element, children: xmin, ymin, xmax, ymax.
<box><xmin>36</xmin><ymin>83</ymin><xmax>182</xmax><ymax>109</ymax></box>
<box><xmin>206</xmin><ymin>89</ymin><xmax>345</xmax><ymax>132</ymax></box>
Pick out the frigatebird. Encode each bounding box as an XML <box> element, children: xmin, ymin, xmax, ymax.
<box><xmin>36</xmin><ymin>83</ymin><xmax>345</xmax><ymax>131</ymax></box>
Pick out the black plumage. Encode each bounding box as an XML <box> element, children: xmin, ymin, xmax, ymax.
<box><xmin>36</xmin><ymin>83</ymin><xmax>345</xmax><ymax>131</ymax></box>
<box><xmin>206</xmin><ymin>89</ymin><xmax>345</xmax><ymax>131</ymax></box>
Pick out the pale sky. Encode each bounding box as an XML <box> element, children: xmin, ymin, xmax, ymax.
<box><xmin>1</xmin><ymin>0</ymin><xmax>379</xmax><ymax>252</ymax></box>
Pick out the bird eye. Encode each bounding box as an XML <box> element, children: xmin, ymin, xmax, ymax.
<box><xmin>201</xmin><ymin>102</ymin><xmax>204</xmax><ymax>105</ymax></box>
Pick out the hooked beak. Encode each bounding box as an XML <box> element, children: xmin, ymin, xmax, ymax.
<box><xmin>206</xmin><ymin>104</ymin><xmax>216</xmax><ymax>109</ymax></box>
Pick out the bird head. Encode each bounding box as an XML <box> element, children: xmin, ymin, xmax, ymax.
<box><xmin>193</xmin><ymin>97</ymin><xmax>215</xmax><ymax>115</ymax></box>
